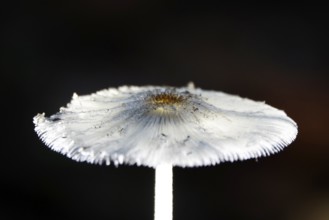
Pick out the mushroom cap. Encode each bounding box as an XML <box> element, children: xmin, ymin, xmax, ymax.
<box><xmin>34</xmin><ymin>85</ymin><xmax>297</xmax><ymax>168</ymax></box>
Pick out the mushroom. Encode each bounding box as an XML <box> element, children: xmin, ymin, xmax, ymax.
<box><xmin>33</xmin><ymin>83</ymin><xmax>297</xmax><ymax>220</ymax></box>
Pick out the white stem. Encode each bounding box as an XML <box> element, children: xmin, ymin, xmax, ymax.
<box><xmin>154</xmin><ymin>164</ymin><xmax>173</xmax><ymax>220</ymax></box>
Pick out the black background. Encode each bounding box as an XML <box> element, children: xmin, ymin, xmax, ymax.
<box><xmin>2</xmin><ymin>2</ymin><xmax>329</xmax><ymax>220</ymax></box>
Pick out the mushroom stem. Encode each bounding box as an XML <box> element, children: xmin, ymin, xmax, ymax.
<box><xmin>154</xmin><ymin>164</ymin><xmax>173</xmax><ymax>220</ymax></box>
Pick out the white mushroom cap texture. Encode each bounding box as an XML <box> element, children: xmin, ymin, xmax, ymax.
<box><xmin>34</xmin><ymin>85</ymin><xmax>297</xmax><ymax>168</ymax></box>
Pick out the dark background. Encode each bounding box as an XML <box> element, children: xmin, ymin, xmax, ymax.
<box><xmin>2</xmin><ymin>2</ymin><xmax>329</xmax><ymax>220</ymax></box>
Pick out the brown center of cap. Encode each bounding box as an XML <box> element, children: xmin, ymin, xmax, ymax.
<box><xmin>149</xmin><ymin>93</ymin><xmax>185</xmax><ymax>106</ymax></box>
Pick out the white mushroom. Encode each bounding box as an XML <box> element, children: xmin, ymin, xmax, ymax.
<box><xmin>33</xmin><ymin>83</ymin><xmax>297</xmax><ymax>220</ymax></box>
